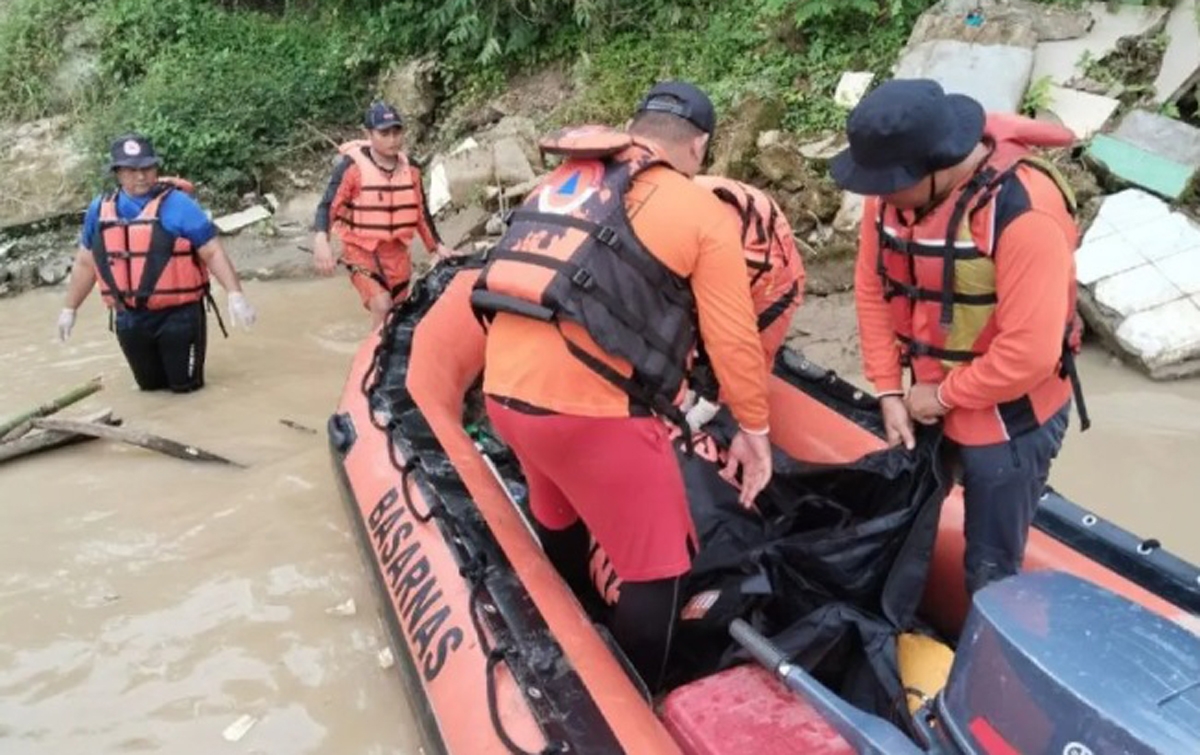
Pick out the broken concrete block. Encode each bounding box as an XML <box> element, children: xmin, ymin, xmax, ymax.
<box><xmin>1113</xmin><ymin>298</ymin><xmax>1200</xmax><ymax>377</ymax></box>
<box><xmin>893</xmin><ymin>39</ymin><xmax>1034</xmax><ymax>113</ymax></box>
<box><xmin>834</xmin><ymin>72</ymin><xmax>874</xmax><ymax>109</ymax></box>
<box><xmin>1093</xmin><ymin>262</ymin><xmax>1181</xmax><ymax>318</ymax></box>
<box><xmin>484</xmin><ymin>116</ymin><xmax>542</xmax><ymax>170</ymax></box>
<box><xmin>1077</xmin><ymin>230</ymin><xmax>1149</xmax><ymax>285</ymax></box>
<box><xmin>1114</xmin><ymin>109</ymin><xmax>1200</xmax><ymax>171</ymax></box>
<box><xmin>1038</xmin><ymin>85</ymin><xmax>1120</xmax><ymax>140</ymax></box>
<box><xmin>263</xmin><ymin>193</ymin><xmax>280</xmax><ymax>213</ymax></box>
<box><xmin>1156</xmin><ymin>249</ymin><xmax>1200</xmax><ymax>296</ymax></box>
<box><xmin>1086</xmin><ymin>134</ymin><xmax>1196</xmax><ymax>202</ymax></box>
<box><xmin>492</xmin><ymin>137</ymin><xmax>536</xmax><ymax>187</ymax></box>
<box><xmin>1128</xmin><ymin>211</ymin><xmax>1200</xmax><ymax>262</ymax></box>
<box><xmin>798</xmin><ymin>135</ymin><xmax>843</xmax><ymax>161</ymax></box>
<box><xmin>214</xmin><ymin>206</ymin><xmax>272</xmax><ymax>234</ymax></box>
<box><xmin>1085</xmin><ymin>187</ymin><xmax>1171</xmax><ymax>245</ymax></box>
<box><xmin>1031</xmin><ymin>2</ymin><xmax>1168</xmax><ymax>85</ymax></box>
<box><xmin>427</xmin><ymin>162</ymin><xmax>452</xmax><ymax>217</ymax></box>
<box><xmin>833</xmin><ymin>193</ymin><xmax>865</xmax><ymax>234</ymax></box>
<box><xmin>1151</xmin><ymin>0</ymin><xmax>1200</xmax><ymax>105</ymax></box>
<box><xmin>1077</xmin><ymin>190</ymin><xmax>1200</xmax><ymax>378</ymax></box>
<box><xmin>432</xmin><ymin>146</ymin><xmax>495</xmax><ymax>210</ymax></box>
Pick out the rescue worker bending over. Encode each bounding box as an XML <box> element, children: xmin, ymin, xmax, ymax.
<box><xmin>687</xmin><ymin>175</ymin><xmax>806</xmax><ymax>430</ymax></box>
<box><xmin>472</xmin><ymin>81</ymin><xmax>773</xmax><ymax>692</ymax></box>
<box><xmin>59</xmin><ymin>133</ymin><xmax>256</xmax><ymax>393</ymax></box>
<box><xmin>832</xmin><ymin>79</ymin><xmax>1088</xmax><ymax>596</ymax></box>
<box><xmin>313</xmin><ymin>102</ymin><xmax>452</xmax><ymax>328</ymax></box>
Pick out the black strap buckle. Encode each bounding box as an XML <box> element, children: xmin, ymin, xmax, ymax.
<box><xmin>594</xmin><ymin>226</ymin><xmax>617</xmax><ymax>247</ymax></box>
<box><xmin>570</xmin><ymin>268</ymin><xmax>594</xmax><ymax>289</ymax></box>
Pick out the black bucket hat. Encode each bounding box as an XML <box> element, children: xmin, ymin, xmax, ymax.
<box><xmin>830</xmin><ymin>79</ymin><xmax>985</xmax><ymax>196</ymax></box>
<box><xmin>635</xmin><ymin>80</ymin><xmax>716</xmax><ymax>136</ymax></box>
<box><xmin>108</xmin><ymin>133</ymin><xmax>161</xmax><ymax>170</ymax></box>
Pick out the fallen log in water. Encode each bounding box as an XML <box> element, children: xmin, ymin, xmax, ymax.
<box><xmin>0</xmin><ymin>409</ymin><xmax>117</xmax><ymax>464</ymax></box>
<box><xmin>0</xmin><ymin>376</ymin><xmax>104</xmax><ymax>440</ymax></box>
<box><xmin>30</xmin><ymin>418</ymin><xmax>244</xmax><ymax>467</ymax></box>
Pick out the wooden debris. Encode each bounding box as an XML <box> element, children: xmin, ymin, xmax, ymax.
<box><xmin>279</xmin><ymin>418</ymin><xmax>318</xmax><ymax>435</ymax></box>
<box><xmin>0</xmin><ymin>409</ymin><xmax>116</xmax><ymax>464</ymax></box>
<box><xmin>0</xmin><ymin>376</ymin><xmax>103</xmax><ymax>439</ymax></box>
<box><xmin>31</xmin><ymin>418</ymin><xmax>244</xmax><ymax>467</ymax></box>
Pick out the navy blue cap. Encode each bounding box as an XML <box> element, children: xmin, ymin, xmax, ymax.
<box><xmin>108</xmin><ymin>133</ymin><xmax>161</xmax><ymax>170</ymax></box>
<box><xmin>635</xmin><ymin>81</ymin><xmax>716</xmax><ymax>136</ymax></box>
<box><xmin>364</xmin><ymin>102</ymin><xmax>404</xmax><ymax>131</ymax></box>
<box><xmin>830</xmin><ymin>78</ymin><xmax>985</xmax><ymax>196</ymax></box>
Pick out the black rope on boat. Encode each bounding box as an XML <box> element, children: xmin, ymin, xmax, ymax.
<box><xmin>471</xmin><ymin>577</ymin><xmax>567</xmax><ymax>755</ymax></box>
<box><xmin>390</xmin><ymin>449</ymin><xmax>442</xmax><ymax>523</ymax></box>
<box><xmin>362</xmin><ymin>306</ymin><xmax>402</xmax><ymax>431</ymax></box>
<box><xmin>361</xmin><ymin>273</ymin><xmax>570</xmax><ymax>755</ymax></box>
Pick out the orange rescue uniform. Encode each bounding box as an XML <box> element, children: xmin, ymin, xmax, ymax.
<box><xmin>482</xmin><ymin>141</ymin><xmax>770</xmax><ymax>434</ymax></box>
<box><xmin>317</xmin><ymin>140</ymin><xmax>441</xmax><ymax>305</ymax></box>
<box><xmin>694</xmin><ymin>175</ymin><xmax>805</xmax><ymax>366</ymax></box>
<box><xmin>855</xmin><ymin>115</ymin><xmax>1080</xmax><ymax>446</ymax></box>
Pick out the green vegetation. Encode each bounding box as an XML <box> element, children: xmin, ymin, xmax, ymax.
<box><xmin>0</xmin><ymin>0</ymin><xmax>1119</xmax><ymax>199</ymax></box>
<box><xmin>556</xmin><ymin>0</ymin><xmax>927</xmax><ymax>135</ymax></box>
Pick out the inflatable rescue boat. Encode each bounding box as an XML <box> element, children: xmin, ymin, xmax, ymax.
<box><xmin>328</xmin><ymin>258</ymin><xmax>1200</xmax><ymax>755</ymax></box>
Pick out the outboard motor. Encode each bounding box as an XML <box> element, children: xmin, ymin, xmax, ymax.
<box><xmin>934</xmin><ymin>570</ymin><xmax>1200</xmax><ymax>755</ymax></box>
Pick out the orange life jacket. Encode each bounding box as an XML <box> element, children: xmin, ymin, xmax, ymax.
<box><xmin>92</xmin><ymin>177</ymin><xmax>210</xmax><ymax>311</ymax></box>
<box><xmin>694</xmin><ymin>175</ymin><xmax>804</xmax><ymax>333</ymax></box>
<box><xmin>334</xmin><ymin>140</ymin><xmax>422</xmax><ymax>245</ymax></box>
<box><xmin>471</xmin><ymin>125</ymin><xmax>697</xmax><ymax>433</ymax></box>
<box><xmin>875</xmin><ymin>114</ymin><xmax>1089</xmax><ymax>437</ymax></box>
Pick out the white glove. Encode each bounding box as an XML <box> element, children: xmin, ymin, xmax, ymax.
<box><xmin>228</xmin><ymin>292</ymin><xmax>257</xmax><ymax>330</ymax></box>
<box><xmin>685</xmin><ymin>396</ymin><xmax>721</xmax><ymax>433</ymax></box>
<box><xmin>57</xmin><ymin>308</ymin><xmax>76</xmax><ymax>342</ymax></box>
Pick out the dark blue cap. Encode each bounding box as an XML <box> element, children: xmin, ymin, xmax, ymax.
<box><xmin>108</xmin><ymin>133</ymin><xmax>161</xmax><ymax>170</ymax></box>
<box><xmin>635</xmin><ymin>81</ymin><xmax>716</xmax><ymax>136</ymax></box>
<box><xmin>830</xmin><ymin>78</ymin><xmax>986</xmax><ymax>195</ymax></box>
<box><xmin>364</xmin><ymin>102</ymin><xmax>404</xmax><ymax>131</ymax></box>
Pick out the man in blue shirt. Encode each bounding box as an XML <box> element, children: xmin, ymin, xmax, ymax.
<box><xmin>58</xmin><ymin>133</ymin><xmax>257</xmax><ymax>393</ymax></box>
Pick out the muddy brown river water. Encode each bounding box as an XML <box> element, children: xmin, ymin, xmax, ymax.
<box><xmin>1</xmin><ymin>277</ymin><xmax>1198</xmax><ymax>754</ymax></box>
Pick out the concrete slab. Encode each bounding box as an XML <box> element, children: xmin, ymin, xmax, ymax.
<box><xmin>893</xmin><ymin>40</ymin><xmax>1034</xmax><ymax>112</ymax></box>
<box><xmin>1093</xmin><ymin>262</ymin><xmax>1182</xmax><ymax>317</ymax></box>
<box><xmin>1038</xmin><ymin>85</ymin><xmax>1120</xmax><ymax>140</ymax></box>
<box><xmin>214</xmin><ymin>206</ymin><xmax>272</xmax><ymax>235</ymax></box>
<box><xmin>1156</xmin><ymin>249</ymin><xmax>1200</xmax><ymax>296</ymax></box>
<box><xmin>1077</xmin><ymin>230</ymin><xmax>1151</xmax><ymax>284</ymax></box>
<box><xmin>1152</xmin><ymin>0</ymin><xmax>1200</xmax><ymax>104</ymax></box>
<box><xmin>1087</xmin><ymin>188</ymin><xmax>1171</xmax><ymax>241</ymax></box>
<box><xmin>1113</xmin><ymin>109</ymin><xmax>1200</xmax><ymax>169</ymax></box>
<box><xmin>1086</xmin><ymin>133</ymin><xmax>1195</xmax><ymax>201</ymax></box>
<box><xmin>1128</xmin><ymin>211</ymin><xmax>1200</xmax><ymax>262</ymax></box>
<box><xmin>834</xmin><ymin>72</ymin><xmax>875</xmax><ymax>109</ymax></box>
<box><xmin>1077</xmin><ymin>190</ymin><xmax>1200</xmax><ymax>378</ymax></box>
<box><xmin>1032</xmin><ymin>2</ymin><xmax>1168</xmax><ymax>85</ymax></box>
<box><xmin>427</xmin><ymin>162</ymin><xmax>452</xmax><ymax>217</ymax></box>
<box><xmin>1114</xmin><ymin>298</ymin><xmax>1200</xmax><ymax>374</ymax></box>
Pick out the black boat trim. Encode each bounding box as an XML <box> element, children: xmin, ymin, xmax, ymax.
<box><xmin>340</xmin><ymin>260</ymin><xmax>627</xmax><ymax>755</ymax></box>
